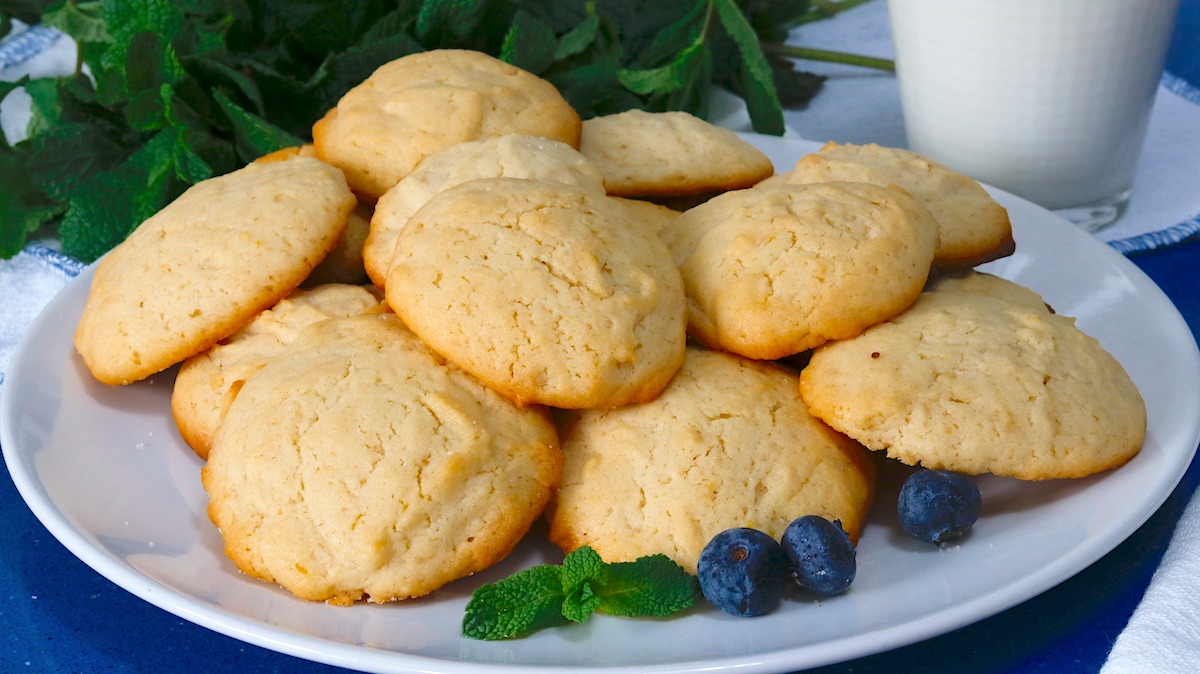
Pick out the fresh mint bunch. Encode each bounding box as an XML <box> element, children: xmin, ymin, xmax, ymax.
<box><xmin>0</xmin><ymin>0</ymin><xmax>883</xmax><ymax>262</ymax></box>
<box><xmin>462</xmin><ymin>546</ymin><xmax>699</xmax><ymax>640</ymax></box>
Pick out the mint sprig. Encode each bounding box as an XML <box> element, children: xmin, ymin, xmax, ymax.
<box><xmin>462</xmin><ymin>546</ymin><xmax>699</xmax><ymax>640</ymax></box>
<box><xmin>0</xmin><ymin>0</ymin><xmax>890</xmax><ymax>262</ymax></box>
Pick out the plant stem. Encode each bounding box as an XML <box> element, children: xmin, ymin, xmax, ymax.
<box><xmin>796</xmin><ymin>0</ymin><xmax>878</xmax><ymax>25</ymax></box>
<box><xmin>768</xmin><ymin>44</ymin><xmax>895</xmax><ymax>72</ymax></box>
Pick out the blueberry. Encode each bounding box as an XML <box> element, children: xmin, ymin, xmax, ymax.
<box><xmin>897</xmin><ymin>469</ymin><xmax>982</xmax><ymax>544</ymax></box>
<box><xmin>698</xmin><ymin>527</ymin><xmax>790</xmax><ymax>617</ymax></box>
<box><xmin>781</xmin><ymin>515</ymin><xmax>856</xmax><ymax>596</ymax></box>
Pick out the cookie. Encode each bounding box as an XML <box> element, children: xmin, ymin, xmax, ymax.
<box><xmin>312</xmin><ymin>49</ymin><xmax>582</xmax><ymax>201</ymax></box>
<box><xmin>610</xmin><ymin>197</ymin><xmax>681</xmax><ymax>238</ymax></box>
<box><xmin>385</xmin><ymin>177</ymin><xmax>687</xmax><ymax>409</ymax></box>
<box><xmin>548</xmin><ymin>346</ymin><xmax>875</xmax><ymax>574</ymax></box>
<box><xmin>658</xmin><ymin>181</ymin><xmax>939</xmax><ymax>360</ymax></box>
<box><xmin>202</xmin><ymin>313</ymin><xmax>562</xmax><ymax>605</ymax></box>
<box><xmin>303</xmin><ymin>201</ymin><xmax>372</xmax><ymax>287</ymax></box>
<box><xmin>254</xmin><ymin>144</ymin><xmax>318</xmax><ymax>163</ymax></box>
<box><xmin>784</xmin><ymin>142</ymin><xmax>1014</xmax><ymax>267</ymax></box>
<box><xmin>798</xmin><ymin>272</ymin><xmax>1146</xmax><ymax>479</ymax></box>
<box><xmin>171</xmin><ymin>283</ymin><xmax>386</xmax><ymax>460</ymax></box>
<box><xmin>364</xmin><ymin>134</ymin><xmax>605</xmax><ymax>288</ymax></box>
<box><xmin>579</xmin><ymin>109</ymin><xmax>774</xmax><ymax>197</ymax></box>
<box><xmin>254</xmin><ymin>146</ymin><xmax>371</xmax><ymax>287</ymax></box>
<box><xmin>928</xmin><ymin>268</ymin><xmax>1052</xmax><ymax>312</ymax></box>
<box><xmin>74</xmin><ymin>157</ymin><xmax>356</xmax><ymax>386</ymax></box>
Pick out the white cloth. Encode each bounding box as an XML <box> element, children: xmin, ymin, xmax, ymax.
<box><xmin>1101</xmin><ymin>491</ymin><xmax>1200</xmax><ymax>673</ymax></box>
<box><xmin>3</xmin><ymin>9</ymin><xmax>1200</xmax><ymax>672</ymax></box>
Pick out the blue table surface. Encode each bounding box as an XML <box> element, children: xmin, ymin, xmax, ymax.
<box><xmin>3</xmin><ymin>4</ymin><xmax>1200</xmax><ymax>673</ymax></box>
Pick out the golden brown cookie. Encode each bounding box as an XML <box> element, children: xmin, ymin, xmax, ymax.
<box><xmin>171</xmin><ymin>283</ymin><xmax>386</xmax><ymax>460</ymax></box>
<box><xmin>202</xmin><ymin>314</ymin><xmax>562</xmax><ymax>605</ymax></box>
<box><xmin>386</xmin><ymin>177</ymin><xmax>687</xmax><ymax>409</ymax></box>
<box><xmin>659</xmin><ymin>181</ymin><xmax>939</xmax><ymax>360</ymax></box>
<box><xmin>579</xmin><ymin>109</ymin><xmax>774</xmax><ymax>197</ymax></box>
<box><xmin>610</xmin><ymin>197</ymin><xmax>681</xmax><ymax>238</ymax></box>
<box><xmin>364</xmin><ymin>134</ymin><xmax>604</xmax><ymax>288</ymax></box>
<box><xmin>312</xmin><ymin>49</ymin><xmax>582</xmax><ymax>201</ymax></box>
<box><xmin>74</xmin><ymin>157</ymin><xmax>356</xmax><ymax>386</ymax></box>
<box><xmin>303</xmin><ymin>201</ymin><xmax>372</xmax><ymax>287</ymax></box>
<box><xmin>549</xmin><ymin>346</ymin><xmax>875</xmax><ymax>574</ymax></box>
<box><xmin>798</xmin><ymin>272</ymin><xmax>1146</xmax><ymax>479</ymax></box>
<box><xmin>784</xmin><ymin>142</ymin><xmax>1014</xmax><ymax>267</ymax></box>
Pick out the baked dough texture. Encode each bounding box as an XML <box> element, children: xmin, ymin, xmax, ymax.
<box><xmin>799</xmin><ymin>272</ymin><xmax>1146</xmax><ymax>479</ymax></box>
<box><xmin>364</xmin><ymin>133</ymin><xmax>605</xmax><ymax>288</ymax></box>
<box><xmin>303</xmin><ymin>201</ymin><xmax>372</xmax><ymax>287</ymax></box>
<box><xmin>171</xmin><ymin>283</ymin><xmax>386</xmax><ymax>460</ymax></box>
<box><xmin>312</xmin><ymin>49</ymin><xmax>581</xmax><ymax>200</ymax></box>
<box><xmin>785</xmin><ymin>142</ymin><xmax>1014</xmax><ymax>267</ymax></box>
<box><xmin>74</xmin><ymin>157</ymin><xmax>355</xmax><ymax>385</ymax></box>
<box><xmin>549</xmin><ymin>347</ymin><xmax>875</xmax><ymax>574</ymax></box>
<box><xmin>660</xmin><ymin>181</ymin><xmax>939</xmax><ymax>359</ymax></box>
<box><xmin>202</xmin><ymin>314</ymin><xmax>562</xmax><ymax>605</ymax></box>
<box><xmin>386</xmin><ymin>177</ymin><xmax>687</xmax><ymax>408</ymax></box>
<box><xmin>579</xmin><ymin>109</ymin><xmax>774</xmax><ymax>197</ymax></box>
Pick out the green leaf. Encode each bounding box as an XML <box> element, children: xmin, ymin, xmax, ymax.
<box><xmin>41</xmin><ymin>0</ymin><xmax>110</xmax><ymax>44</ymax></box>
<box><xmin>213</xmin><ymin>89</ymin><xmax>303</xmax><ymax>161</ymax></box>
<box><xmin>560</xmin><ymin>545</ymin><xmax>607</xmax><ymax>623</ymax></box>
<box><xmin>95</xmin><ymin>0</ymin><xmax>185</xmax><ymax>104</ymax></box>
<box><xmin>125</xmin><ymin>30</ymin><xmax>186</xmax><ymax>95</ymax></box>
<box><xmin>0</xmin><ymin>149</ymin><xmax>64</xmax><ymax>258</ymax></box>
<box><xmin>58</xmin><ymin>126</ymin><xmax>202</xmax><ymax>261</ymax></box>
<box><xmin>170</xmin><ymin>128</ymin><xmax>214</xmax><ymax>184</ymax></box>
<box><xmin>623</xmin><ymin>0</ymin><xmax>708</xmax><ymax>69</ymax></box>
<box><xmin>21</xmin><ymin>123</ymin><xmax>128</xmax><ymax>199</ymax></box>
<box><xmin>311</xmin><ymin>29</ymin><xmax>424</xmax><ymax>105</ymax></box>
<box><xmin>462</xmin><ymin>563</ymin><xmax>570</xmax><ymax>640</ymax></box>
<box><xmin>59</xmin><ymin>166</ymin><xmax>149</xmax><ymax>262</ymax></box>
<box><xmin>597</xmin><ymin>554</ymin><xmax>699</xmax><ymax>617</ymax></box>
<box><xmin>22</xmin><ymin>77</ymin><xmax>62</xmax><ymax>139</ymax></box>
<box><xmin>415</xmin><ymin>0</ymin><xmax>492</xmax><ymax>44</ymax></box>
<box><xmin>738</xmin><ymin>0</ymin><xmax>812</xmax><ymax>45</ymax></box>
<box><xmin>462</xmin><ymin>546</ymin><xmax>699</xmax><ymax>640</ymax></box>
<box><xmin>616</xmin><ymin>41</ymin><xmax>704</xmax><ymax>95</ymax></box>
<box><xmin>712</xmin><ymin>0</ymin><xmax>784</xmax><ymax>135</ymax></box>
<box><xmin>500</xmin><ymin>9</ymin><xmax>557</xmax><ymax>74</ymax></box>
<box><xmin>554</xmin><ymin>11</ymin><xmax>599</xmax><ymax>60</ymax></box>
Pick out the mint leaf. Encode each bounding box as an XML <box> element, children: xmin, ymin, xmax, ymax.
<box><xmin>554</xmin><ymin>11</ymin><xmax>599</xmax><ymax>61</ymax></box>
<box><xmin>416</xmin><ymin>0</ymin><xmax>491</xmax><ymax>45</ymax></box>
<box><xmin>500</xmin><ymin>10</ymin><xmax>557</xmax><ymax>75</ymax></box>
<box><xmin>617</xmin><ymin>41</ymin><xmax>704</xmax><ymax>95</ymax></box>
<box><xmin>560</xmin><ymin>545</ymin><xmax>607</xmax><ymax>623</ymax></box>
<box><xmin>213</xmin><ymin>90</ymin><xmax>303</xmax><ymax>161</ymax></box>
<box><xmin>5</xmin><ymin>0</ymin><xmax>846</xmax><ymax>260</ymax></box>
<box><xmin>462</xmin><ymin>546</ymin><xmax>699</xmax><ymax>640</ymax></box>
<box><xmin>41</xmin><ymin>0</ymin><xmax>110</xmax><ymax>44</ymax></box>
<box><xmin>59</xmin><ymin>127</ymin><xmax>190</xmax><ymax>261</ymax></box>
<box><xmin>712</xmin><ymin>0</ymin><xmax>785</xmax><ymax>135</ymax></box>
<box><xmin>0</xmin><ymin>150</ymin><xmax>64</xmax><ymax>258</ymax></box>
<box><xmin>22</xmin><ymin>123</ymin><xmax>127</xmax><ymax>200</ymax></box>
<box><xmin>598</xmin><ymin>554</ymin><xmax>699</xmax><ymax>617</ymax></box>
<box><xmin>462</xmin><ymin>563</ymin><xmax>570</xmax><ymax>640</ymax></box>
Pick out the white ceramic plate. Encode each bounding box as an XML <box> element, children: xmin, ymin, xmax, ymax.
<box><xmin>4</xmin><ymin>135</ymin><xmax>1200</xmax><ymax>674</ymax></box>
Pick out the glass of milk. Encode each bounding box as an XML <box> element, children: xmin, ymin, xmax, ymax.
<box><xmin>886</xmin><ymin>0</ymin><xmax>1180</xmax><ymax>232</ymax></box>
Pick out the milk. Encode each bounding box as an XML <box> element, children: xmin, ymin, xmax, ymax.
<box><xmin>887</xmin><ymin>0</ymin><xmax>1179</xmax><ymax>227</ymax></box>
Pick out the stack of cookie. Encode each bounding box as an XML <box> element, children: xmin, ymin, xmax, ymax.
<box><xmin>72</xmin><ymin>48</ymin><xmax>1144</xmax><ymax>606</ymax></box>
